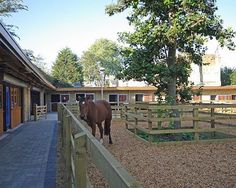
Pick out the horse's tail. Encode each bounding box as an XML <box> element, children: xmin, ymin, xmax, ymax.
<box><xmin>104</xmin><ymin>120</ymin><xmax>110</xmax><ymax>135</ymax></box>
<box><xmin>104</xmin><ymin>101</ymin><xmax>112</xmax><ymax>135</ymax></box>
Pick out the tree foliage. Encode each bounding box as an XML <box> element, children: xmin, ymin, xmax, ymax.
<box><xmin>221</xmin><ymin>66</ymin><xmax>233</xmax><ymax>86</ymax></box>
<box><xmin>106</xmin><ymin>0</ymin><xmax>236</xmax><ymax>103</ymax></box>
<box><xmin>0</xmin><ymin>0</ymin><xmax>28</xmax><ymax>38</ymax></box>
<box><xmin>80</xmin><ymin>38</ymin><xmax>122</xmax><ymax>85</ymax></box>
<box><xmin>0</xmin><ymin>0</ymin><xmax>27</xmax><ymax>17</ymax></box>
<box><xmin>230</xmin><ymin>69</ymin><xmax>236</xmax><ymax>85</ymax></box>
<box><xmin>51</xmin><ymin>47</ymin><xmax>83</xmax><ymax>85</ymax></box>
<box><xmin>24</xmin><ymin>49</ymin><xmax>48</xmax><ymax>72</ymax></box>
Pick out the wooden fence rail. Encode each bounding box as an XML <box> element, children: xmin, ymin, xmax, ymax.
<box><xmin>121</xmin><ymin>103</ymin><xmax>236</xmax><ymax>143</ymax></box>
<box><xmin>33</xmin><ymin>104</ymin><xmax>47</xmax><ymax>121</ymax></box>
<box><xmin>58</xmin><ymin>103</ymin><xmax>142</xmax><ymax>188</ymax></box>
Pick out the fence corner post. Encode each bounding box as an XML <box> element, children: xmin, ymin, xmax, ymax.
<box><xmin>74</xmin><ymin>132</ymin><xmax>87</xmax><ymax>188</ymax></box>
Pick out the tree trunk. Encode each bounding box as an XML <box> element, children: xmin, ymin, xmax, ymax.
<box><xmin>199</xmin><ymin>64</ymin><xmax>203</xmax><ymax>102</ymax></box>
<box><xmin>167</xmin><ymin>45</ymin><xmax>181</xmax><ymax>128</ymax></box>
<box><xmin>167</xmin><ymin>45</ymin><xmax>176</xmax><ymax>101</ymax></box>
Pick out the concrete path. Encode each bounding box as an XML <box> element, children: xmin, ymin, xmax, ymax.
<box><xmin>0</xmin><ymin>113</ymin><xmax>58</xmax><ymax>188</ymax></box>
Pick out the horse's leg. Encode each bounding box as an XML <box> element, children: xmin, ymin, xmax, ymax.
<box><xmin>91</xmin><ymin>123</ymin><xmax>96</xmax><ymax>137</ymax></box>
<box><xmin>97</xmin><ymin>123</ymin><xmax>104</xmax><ymax>143</ymax></box>
<box><xmin>108</xmin><ymin>132</ymin><xmax>112</xmax><ymax>144</ymax></box>
<box><xmin>105</xmin><ymin>120</ymin><xmax>113</xmax><ymax>144</ymax></box>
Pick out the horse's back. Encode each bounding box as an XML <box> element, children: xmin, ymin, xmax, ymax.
<box><xmin>95</xmin><ymin>100</ymin><xmax>112</xmax><ymax>121</ymax></box>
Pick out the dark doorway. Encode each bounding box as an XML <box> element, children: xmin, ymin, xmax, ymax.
<box><xmin>31</xmin><ymin>90</ymin><xmax>40</xmax><ymax>115</ymax></box>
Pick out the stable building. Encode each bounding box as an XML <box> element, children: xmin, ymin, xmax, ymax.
<box><xmin>0</xmin><ymin>22</ymin><xmax>55</xmax><ymax>135</ymax></box>
<box><xmin>47</xmin><ymin>86</ymin><xmax>157</xmax><ymax>111</ymax></box>
<box><xmin>47</xmin><ymin>85</ymin><xmax>236</xmax><ymax>112</ymax></box>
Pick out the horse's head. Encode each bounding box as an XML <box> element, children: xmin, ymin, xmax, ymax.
<box><xmin>79</xmin><ymin>98</ymin><xmax>90</xmax><ymax>121</ymax></box>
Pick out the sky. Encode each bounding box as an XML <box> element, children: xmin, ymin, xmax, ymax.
<box><xmin>2</xmin><ymin>0</ymin><xmax>236</xmax><ymax>70</ymax></box>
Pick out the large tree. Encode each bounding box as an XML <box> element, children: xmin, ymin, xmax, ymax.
<box><xmin>0</xmin><ymin>0</ymin><xmax>28</xmax><ymax>38</ymax></box>
<box><xmin>80</xmin><ymin>38</ymin><xmax>122</xmax><ymax>85</ymax></box>
<box><xmin>106</xmin><ymin>0</ymin><xmax>235</xmax><ymax>104</ymax></box>
<box><xmin>51</xmin><ymin>47</ymin><xmax>83</xmax><ymax>85</ymax></box>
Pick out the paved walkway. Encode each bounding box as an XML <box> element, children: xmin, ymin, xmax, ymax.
<box><xmin>0</xmin><ymin>113</ymin><xmax>58</xmax><ymax>188</ymax></box>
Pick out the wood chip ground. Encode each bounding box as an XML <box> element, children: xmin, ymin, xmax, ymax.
<box><xmin>57</xmin><ymin>121</ymin><xmax>236</xmax><ymax>188</ymax></box>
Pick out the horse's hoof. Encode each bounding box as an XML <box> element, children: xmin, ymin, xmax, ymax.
<box><xmin>100</xmin><ymin>139</ymin><xmax>103</xmax><ymax>144</ymax></box>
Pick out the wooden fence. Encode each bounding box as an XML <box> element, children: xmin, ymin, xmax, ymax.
<box><xmin>121</xmin><ymin>103</ymin><xmax>236</xmax><ymax>143</ymax></box>
<box><xmin>62</xmin><ymin>102</ymin><xmax>123</xmax><ymax>119</ymax></box>
<box><xmin>58</xmin><ymin>103</ymin><xmax>142</xmax><ymax>188</ymax></box>
<box><xmin>33</xmin><ymin>104</ymin><xmax>47</xmax><ymax>121</ymax></box>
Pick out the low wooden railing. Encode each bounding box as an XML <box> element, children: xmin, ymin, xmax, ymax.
<box><xmin>122</xmin><ymin>103</ymin><xmax>236</xmax><ymax>143</ymax></box>
<box><xmin>58</xmin><ymin>103</ymin><xmax>142</xmax><ymax>188</ymax></box>
<box><xmin>33</xmin><ymin>104</ymin><xmax>47</xmax><ymax>121</ymax></box>
<box><xmin>63</xmin><ymin>102</ymin><xmax>123</xmax><ymax>119</ymax></box>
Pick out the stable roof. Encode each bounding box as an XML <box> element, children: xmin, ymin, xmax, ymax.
<box><xmin>0</xmin><ymin>21</ymin><xmax>55</xmax><ymax>90</ymax></box>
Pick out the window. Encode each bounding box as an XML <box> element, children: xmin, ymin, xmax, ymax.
<box><xmin>119</xmin><ymin>94</ymin><xmax>127</xmax><ymax>103</ymax></box>
<box><xmin>51</xmin><ymin>94</ymin><xmax>60</xmax><ymax>102</ymax></box>
<box><xmin>11</xmin><ymin>87</ymin><xmax>14</xmax><ymax>107</ymax></box>
<box><xmin>109</xmin><ymin>94</ymin><xmax>127</xmax><ymax>105</ymax></box>
<box><xmin>135</xmin><ymin>94</ymin><xmax>143</xmax><ymax>102</ymax></box>
<box><xmin>76</xmin><ymin>94</ymin><xmax>85</xmax><ymax>101</ymax></box>
<box><xmin>211</xmin><ymin>95</ymin><xmax>216</xmax><ymax>100</ymax></box>
<box><xmin>76</xmin><ymin>93</ymin><xmax>95</xmax><ymax>102</ymax></box>
<box><xmin>218</xmin><ymin>95</ymin><xmax>231</xmax><ymax>101</ymax></box>
<box><xmin>61</xmin><ymin>94</ymin><xmax>70</xmax><ymax>103</ymax></box>
<box><xmin>232</xmin><ymin>95</ymin><xmax>236</xmax><ymax>100</ymax></box>
<box><xmin>18</xmin><ymin>88</ymin><xmax>21</xmax><ymax>106</ymax></box>
<box><xmin>14</xmin><ymin>88</ymin><xmax>17</xmax><ymax>106</ymax></box>
<box><xmin>109</xmin><ymin>94</ymin><xmax>118</xmax><ymax>103</ymax></box>
<box><xmin>86</xmin><ymin>93</ymin><xmax>95</xmax><ymax>100</ymax></box>
<box><xmin>14</xmin><ymin>88</ymin><xmax>21</xmax><ymax>107</ymax></box>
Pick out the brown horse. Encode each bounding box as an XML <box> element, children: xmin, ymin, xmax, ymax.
<box><xmin>79</xmin><ymin>97</ymin><xmax>113</xmax><ymax>144</ymax></box>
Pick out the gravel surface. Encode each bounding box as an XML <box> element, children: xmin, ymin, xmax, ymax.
<box><xmin>57</xmin><ymin>121</ymin><xmax>236</xmax><ymax>188</ymax></box>
<box><xmin>103</xmin><ymin>121</ymin><xmax>236</xmax><ymax>188</ymax></box>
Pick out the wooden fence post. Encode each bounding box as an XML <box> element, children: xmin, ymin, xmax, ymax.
<box><xmin>120</xmin><ymin>105</ymin><xmax>123</xmax><ymax>120</ymax></box>
<box><xmin>210</xmin><ymin>105</ymin><xmax>216</xmax><ymax>137</ymax></box>
<box><xmin>125</xmin><ymin>106</ymin><xmax>128</xmax><ymax>129</ymax></box>
<box><xmin>148</xmin><ymin>108</ymin><xmax>153</xmax><ymax>142</ymax></box>
<box><xmin>44</xmin><ymin>105</ymin><xmax>47</xmax><ymax>119</ymax></box>
<box><xmin>134</xmin><ymin>107</ymin><xmax>138</xmax><ymax>135</ymax></box>
<box><xmin>57</xmin><ymin>104</ymin><xmax>62</xmax><ymax>124</ymax></box>
<box><xmin>64</xmin><ymin>114</ymin><xmax>72</xmax><ymax>188</ymax></box>
<box><xmin>211</xmin><ymin>107</ymin><xmax>215</xmax><ymax>128</ymax></box>
<box><xmin>74</xmin><ymin>132</ymin><xmax>87</xmax><ymax>188</ymax></box>
<box><xmin>62</xmin><ymin>109</ymin><xmax>67</xmax><ymax>147</ymax></box>
<box><xmin>193</xmin><ymin>107</ymin><xmax>199</xmax><ymax>140</ymax></box>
